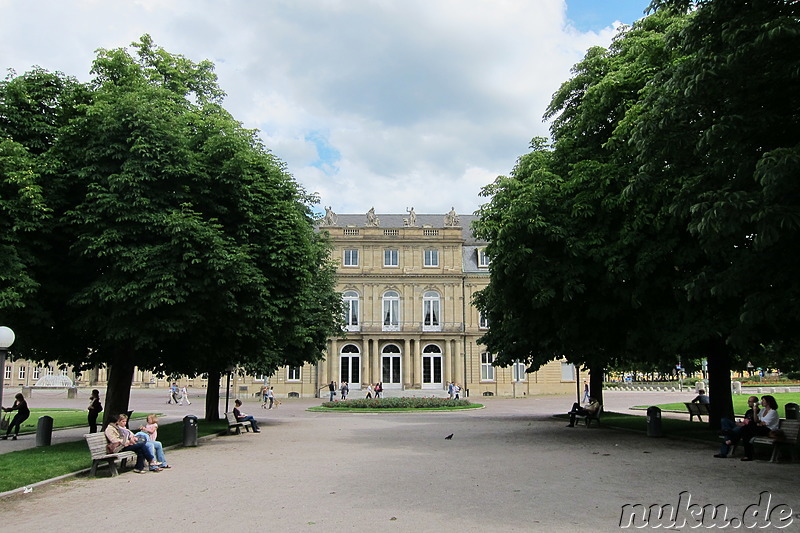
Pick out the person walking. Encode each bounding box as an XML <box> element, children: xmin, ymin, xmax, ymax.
<box><xmin>87</xmin><ymin>389</ymin><xmax>103</xmax><ymax>433</ymax></box>
<box><xmin>179</xmin><ymin>385</ymin><xmax>191</xmax><ymax>405</ymax></box>
<box><xmin>267</xmin><ymin>387</ymin><xmax>275</xmax><ymax>409</ymax></box>
<box><xmin>340</xmin><ymin>381</ymin><xmax>348</xmax><ymax>401</ymax></box>
<box><xmin>2</xmin><ymin>393</ymin><xmax>30</xmax><ymax>440</ymax></box>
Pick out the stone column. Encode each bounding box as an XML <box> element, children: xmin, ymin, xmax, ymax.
<box><xmin>403</xmin><ymin>338</ymin><xmax>411</xmax><ymax>389</ymax></box>
<box><xmin>414</xmin><ymin>337</ymin><xmax>422</xmax><ymax>389</ymax></box>
<box><xmin>444</xmin><ymin>338</ymin><xmax>452</xmax><ymax>385</ymax></box>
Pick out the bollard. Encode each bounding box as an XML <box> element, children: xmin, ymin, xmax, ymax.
<box><xmin>646</xmin><ymin>406</ymin><xmax>662</xmax><ymax>438</ymax></box>
<box><xmin>183</xmin><ymin>415</ymin><xmax>198</xmax><ymax>447</ymax></box>
<box><xmin>36</xmin><ymin>415</ymin><xmax>54</xmax><ymax>446</ymax></box>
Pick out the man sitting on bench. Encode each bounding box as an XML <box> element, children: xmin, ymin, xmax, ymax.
<box><xmin>233</xmin><ymin>399</ymin><xmax>261</xmax><ymax>433</ymax></box>
<box><xmin>566</xmin><ymin>397</ymin><xmax>601</xmax><ymax>427</ymax></box>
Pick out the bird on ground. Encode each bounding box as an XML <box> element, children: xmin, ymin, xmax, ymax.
<box><xmin>445</xmin><ymin>433</ymin><xmax>453</xmax><ymax>440</ymax></box>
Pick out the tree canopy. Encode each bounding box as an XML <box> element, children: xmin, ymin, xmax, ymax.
<box><xmin>0</xmin><ymin>36</ymin><xmax>342</xmax><ymax>419</ymax></box>
<box><xmin>474</xmin><ymin>0</ymin><xmax>800</xmax><ymax>424</ymax></box>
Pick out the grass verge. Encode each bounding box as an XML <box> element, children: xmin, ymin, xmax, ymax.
<box><xmin>4</xmin><ymin>408</ymin><xmax>163</xmax><ymax>436</ymax></box>
<box><xmin>632</xmin><ymin>392</ymin><xmax>800</xmax><ymax>414</ymax></box>
<box><xmin>0</xmin><ymin>419</ymin><xmax>228</xmax><ymax>494</ymax></box>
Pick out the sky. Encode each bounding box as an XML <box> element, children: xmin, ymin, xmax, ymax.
<box><xmin>0</xmin><ymin>0</ymin><xmax>652</xmax><ymax>216</ymax></box>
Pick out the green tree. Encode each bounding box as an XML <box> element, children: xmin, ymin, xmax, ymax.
<box><xmin>1</xmin><ymin>37</ymin><xmax>342</xmax><ymax>420</ymax></box>
<box><xmin>474</xmin><ymin>12</ymin><xmax>688</xmax><ymax>405</ymax></box>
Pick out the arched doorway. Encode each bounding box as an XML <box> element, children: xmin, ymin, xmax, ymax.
<box><xmin>340</xmin><ymin>344</ymin><xmax>361</xmax><ymax>388</ymax></box>
<box><xmin>381</xmin><ymin>343</ymin><xmax>402</xmax><ymax>388</ymax></box>
<box><xmin>422</xmin><ymin>344</ymin><xmax>443</xmax><ymax>389</ymax></box>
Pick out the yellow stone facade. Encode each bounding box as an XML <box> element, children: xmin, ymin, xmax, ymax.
<box><xmin>1</xmin><ymin>211</ymin><xmax>578</xmax><ymax>399</ymax></box>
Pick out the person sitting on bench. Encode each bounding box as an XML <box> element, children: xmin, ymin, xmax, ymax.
<box><xmin>739</xmin><ymin>395</ymin><xmax>780</xmax><ymax>462</ymax></box>
<box><xmin>714</xmin><ymin>395</ymin><xmax>760</xmax><ymax>458</ymax></box>
<box><xmin>233</xmin><ymin>399</ymin><xmax>261</xmax><ymax>433</ymax></box>
<box><xmin>105</xmin><ymin>413</ymin><xmax>160</xmax><ymax>473</ymax></box>
<box><xmin>692</xmin><ymin>390</ymin><xmax>710</xmax><ymax>404</ymax></box>
<box><xmin>566</xmin><ymin>397</ymin><xmax>601</xmax><ymax>427</ymax></box>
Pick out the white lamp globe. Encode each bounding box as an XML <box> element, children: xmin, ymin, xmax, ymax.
<box><xmin>0</xmin><ymin>326</ymin><xmax>15</xmax><ymax>349</ymax></box>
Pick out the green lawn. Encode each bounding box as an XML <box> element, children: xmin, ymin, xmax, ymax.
<box><xmin>0</xmin><ymin>419</ymin><xmax>228</xmax><ymax>494</ymax></box>
<box><xmin>308</xmin><ymin>405</ymin><xmax>483</xmax><ymax>412</ymax></box>
<box><xmin>5</xmin><ymin>408</ymin><xmax>159</xmax><ymax>435</ymax></box>
<box><xmin>632</xmin><ymin>392</ymin><xmax>800</xmax><ymax>415</ymax></box>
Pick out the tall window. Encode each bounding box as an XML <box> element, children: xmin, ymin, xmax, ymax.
<box><xmin>18</xmin><ymin>366</ymin><xmax>26</xmax><ymax>380</ymax></box>
<box><xmin>423</xmin><ymin>249</ymin><xmax>439</xmax><ymax>267</ymax></box>
<box><xmin>513</xmin><ymin>361</ymin><xmax>527</xmax><ymax>382</ymax></box>
<box><xmin>382</xmin><ymin>290</ymin><xmax>400</xmax><ymax>331</ymax></box>
<box><xmin>287</xmin><ymin>366</ymin><xmax>301</xmax><ymax>381</ymax></box>
<box><xmin>4</xmin><ymin>365</ymin><xmax>10</xmax><ymax>380</ymax></box>
<box><xmin>561</xmin><ymin>362</ymin><xmax>576</xmax><ymax>382</ymax></box>
<box><xmin>479</xmin><ymin>311</ymin><xmax>489</xmax><ymax>329</ymax></box>
<box><xmin>32</xmin><ymin>367</ymin><xmax>41</xmax><ymax>379</ymax></box>
<box><xmin>478</xmin><ymin>248</ymin><xmax>491</xmax><ymax>268</ymax></box>
<box><xmin>343</xmin><ymin>248</ymin><xmax>359</xmax><ymax>267</ymax></box>
<box><xmin>384</xmin><ymin>249</ymin><xmax>399</xmax><ymax>267</ymax></box>
<box><xmin>343</xmin><ymin>290</ymin><xmax>360</xmax><ymax>331</ymax></box>
<box><xmin>481</xmin><ymin>352</ymin><xmax>495</xmax><ymax>381</ymax></box>
<box><xmin>422</xmin><ymin>291</ymin><xmax>441</xmax><ymax>331</ymax></box>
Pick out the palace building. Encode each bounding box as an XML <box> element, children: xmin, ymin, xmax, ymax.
<box><xmin>1</xmin><ymin>209</ymin><xmax>578</xmax><ymax>399</ymax></box>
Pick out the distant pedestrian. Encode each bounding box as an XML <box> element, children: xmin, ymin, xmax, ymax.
<box><xmin>168</xmin><ymin>382</ymin><xmax>179</xmax><ymax>404</ymax></box>
<box><xmin>328</xmin><ymin>381</ymin><xmax>337</xmax><ymax>402</ymax></box>
<box><xmin>582</xmin><ymin>381</ymin><xmax>590</xmax><ymax>403</ymax></box>
<box><xmin>448</xmin><ymin>381</ymin><xmax>454</xmax><ymax>399</ymax></box>
<box><xmin>267</xmin><ymin>387</ymin><xmax>275</xmax><ymax>409</ymax></box>
<box><xmin>87</xmin><ymin>389</ymin><xmax>103</xmax><ymax>433</ymax></box>
<box><xmin>179</xmin><ymin>386</ymin><xmax>191</xmax><ymax>405</ymax></box>
<box><xmin>2</xmin><ymin>393</ymin><xmax>30</xmax><ymax>440</ymax></box>
<box><xmin>340</xmin><ymin>381</ymin><xmax>348</xmax><ymax>401</ymax></box>
<box><xmin>365</xmin><ymin>384</ymin><xmax>373</xmax><ymax>399</ymax></box>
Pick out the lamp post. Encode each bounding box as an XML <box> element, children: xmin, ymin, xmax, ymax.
<box><xmin>0</xmin><ymin>326</ymin><xmax>16</xmax><ymax>407</ymax></box>
<box><xmin>224</xmin><ymin>365</ymin><xmax>235</xmax><ymax>413</ymax></box>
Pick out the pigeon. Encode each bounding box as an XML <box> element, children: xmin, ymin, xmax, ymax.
<box><xmin>445</xmin><ymin>433</ymin><xmax>453</xmax><ymax>440</ymax></box>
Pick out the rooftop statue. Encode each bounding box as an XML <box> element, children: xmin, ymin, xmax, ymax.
<box><xmin>322</xmin><ymin>206</ymin><xmax>337</xmax><ymax>226</ymax></box>
<box><xmin>366</xmin><ymin>207</ymin><xmax>380</xmax><ymax>227</ymax></box>
<box><xmin>444</xmin><ymin>207</ymin><xmax>460</xmax><ymax>227</ymax></box>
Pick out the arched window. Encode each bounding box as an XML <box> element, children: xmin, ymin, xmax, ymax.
<box><xmin>343</xmin><ymin>290</ymin><xmax>359</xmax><ymax>331</ymax></box>
<box><xmin>422</xmin><ymin>291</ymin><xmax>441</xmax><ymax>331</ymax></box>
<box><xmin>382</xmin><ymin>290</ymin><xmax>400</xmax><ymax>331</ymax></box>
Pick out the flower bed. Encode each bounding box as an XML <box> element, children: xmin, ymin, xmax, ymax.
<box><xmin>320</xmin><ymin>397</ymin><xmax>473</xmax><ymax>409</ymax></box>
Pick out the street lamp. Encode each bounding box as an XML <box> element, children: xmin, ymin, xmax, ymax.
<box><xmin>0</xmin><ymin>326</ymin><xmax>16</xmax><ymax>406</ymax></box>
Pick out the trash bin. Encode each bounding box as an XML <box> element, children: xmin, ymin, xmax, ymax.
<box><xmin>646</xmin><ymin>406</ymin><xmax>662</xmax><ymax>438</ymax></box>
<box><xmin>36</xmin><ymin>415</ymin><xmax>53</xmax><ymax>447</ymax></box>
<box><xmin>785</xmin><ymin>403</ymin><xmax>799</xmax><ymax>420</ymax></box>
<box><xmin>183</xmin><ymin>415</ymin><xmax>198</xmax><ymax>447</ymax></box>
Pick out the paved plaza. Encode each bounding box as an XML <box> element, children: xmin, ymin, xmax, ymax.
<box><xmin>1</xmin><ymin>390</ymin><xmax>798</xmax><ymax>531</ymax></box>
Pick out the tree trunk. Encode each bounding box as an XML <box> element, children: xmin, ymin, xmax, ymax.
<box><xmin>589</xmin><ymin>363</ymin><xmax>605</xmax><ymax>406</ymax></box>
<box><xmin>102</xmin><ymin>347</ymin><xmax>135</xmax><ymax>428</ymax></box>
<box><xmin>204</xmin><ymin>369</ymin><xmax>221</xmax><ymax>421</ymax></box>
<box><xmin>706</xmin><ymin>338</ymin><xmax>734</xmax><ymax>429</ymax></box>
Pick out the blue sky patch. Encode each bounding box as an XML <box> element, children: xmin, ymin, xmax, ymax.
<box><xmin>567</xmin><ymin>0</ymin><xmax>651</xmax><ymax>32</ymax></box>
<box><xmin>305</xmin><ymin>130</ymin><xmax>341</xmax><ymax>175</ymax></box>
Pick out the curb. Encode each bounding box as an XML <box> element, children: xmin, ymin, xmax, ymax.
<box><xmin>0</xmin><ymin>431</ymin><xmax>225</xmax><ymax>500</ymax></box>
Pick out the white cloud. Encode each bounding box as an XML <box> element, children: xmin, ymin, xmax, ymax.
<box><xmin>0</xmin><ymin>0</ymin><xmax>637</xmax><ymax>215</ymax></box>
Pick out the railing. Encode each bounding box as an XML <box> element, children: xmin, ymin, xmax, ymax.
<box><xmin>341</xmin><ymin>321</ymin><xmax>463</xmax><ymax>333</ymax></box>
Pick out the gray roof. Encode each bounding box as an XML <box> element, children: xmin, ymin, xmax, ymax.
<box><xmin>324</xmin><ymin>213</ymin><xmax>486</xmax><ymax>245</ymax></box>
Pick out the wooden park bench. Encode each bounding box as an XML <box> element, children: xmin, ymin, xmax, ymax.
<box><xmin>751</xmin><ymin>419</ymin><xmax>800</xmax><ymax>463</ymax></box>
<box><xmin>225</xmin><ymin>411</ymin><xmax>252</xmax><ymax>435</ymax></box>
<box><xmin>574</xmin><ymin>405</ymin><xmax>604</xmax><ymax>428</ymax></box>
<box><xmin>84</xmin><ymin>433</ymin><xmax>138</xmax><ymax>477</ymax></box>
<box><xmin>684</xmin><ymin>402</ymin><xmax>710</xmax><ymax>422</ymax></box>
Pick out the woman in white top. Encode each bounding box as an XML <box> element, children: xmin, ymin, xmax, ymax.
<box><xmin>741</xmin><ymin>395</ymin><xmax>780</xmax><ymax>461</ymax></box>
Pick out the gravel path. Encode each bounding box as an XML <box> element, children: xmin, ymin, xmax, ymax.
<box><xmin>1</xmin><ymin>391</ymin><xmax>798</xmax><ymax>532</ymax></box>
